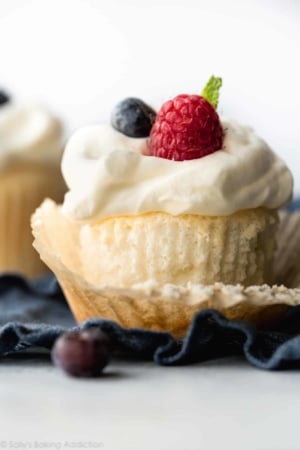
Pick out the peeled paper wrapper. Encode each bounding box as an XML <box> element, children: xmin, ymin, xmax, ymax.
<box><xmin>32</xmin><ymin>200</ymin><xmax>300</xmax><ymax>337</ymax></box>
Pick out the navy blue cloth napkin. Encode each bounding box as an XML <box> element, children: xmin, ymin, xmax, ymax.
<box><xmin>0</xmin><ymin>198</ymin><xmax>299</xmax><ymax>370</ymax></box>
<box><xmin>287</xmin><ymin>198</ymin><xmax>300</xmax><ymax>212</ymax></box>
<box><xmin>0</xmin><ymin>275</ymin><xmax>299</xmax><ymax>370</ymax></box>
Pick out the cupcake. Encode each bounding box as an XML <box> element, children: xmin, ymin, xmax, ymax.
<box><xmin>32</xmin><ymin>77</ymin><xmax>298</xmax><ymax>335</ymax></box>
<box><xmin>0</xmin><ymin>90</ymin><xmax>65</xmax><ymax>277</ymax></box>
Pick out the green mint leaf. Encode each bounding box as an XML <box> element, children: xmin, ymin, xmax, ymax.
<box><xmin>201</xmin><ymin>76</ymin><xmax>222</xmax><ymax>109</ymax></box>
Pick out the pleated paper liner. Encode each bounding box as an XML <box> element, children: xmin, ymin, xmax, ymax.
<box><xmin>273</xmin><ymin>211</ymin><xmax>300</xmax><ymax>288</ymax></box>
<box><xmin>0</xmin><ymin>163</ymin><xmax>66</xmax><ymax>278</ymax></box>
<box><xmin>32</xmin><ymin>200</ymin><xmax>300</xmax><ymax>337</ymax></box>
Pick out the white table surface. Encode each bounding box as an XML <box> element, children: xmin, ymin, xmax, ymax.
<box><xmin>0</xmin><ymin>357</ymin><xmax>299</xmax><ymax>450</ymax></box>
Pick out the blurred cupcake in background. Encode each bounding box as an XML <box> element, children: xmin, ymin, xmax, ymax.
<box><xmin>0</xmin><ymin>89</ymin><xmax>66</xmax><ymax>277</ymax></box>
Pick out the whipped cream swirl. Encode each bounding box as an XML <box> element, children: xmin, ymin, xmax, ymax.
<box><xmin>0</xmin><ymin>103</ymin><xmax>63</xmax><ymax>166</ymax></box>
<box><xmin>61</xmin><ymin>121</ymin><xmax>293</xmax><ymax>221</ymax></box>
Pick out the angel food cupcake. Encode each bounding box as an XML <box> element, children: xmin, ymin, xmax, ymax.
<box><xmin>0</xmin><ymin>90</ymin><xmax>65</xmax><ymax>277</ymax></box>
<box><xmin>32</xmin><ymin>77</ymin><xmax>294</xmax><ymax>333</ymax></box>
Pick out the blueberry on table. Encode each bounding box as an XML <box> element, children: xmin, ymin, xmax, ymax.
<box><xmin>51</xmin><ymin>328</ymin><xmax>111</xmax><ymax>377</ymax></box>
<box><xmin>0</xmin><ymin>91</ymin><xmax>10</xmax><ymax>106</ymax></box>
<box><xmin>111</xmin><ymin>97</ymin><xmax>156</xmax><ymax>138</ymax></box>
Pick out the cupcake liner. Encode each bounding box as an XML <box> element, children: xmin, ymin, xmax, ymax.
<box><xmin>57</xmin><ymin>277</ymin><xmax>300</xmax><ymax>337</ymax></box>
<box><xmin>273</xmin><ymin>211</ymin><xmax>300</xmax><ymax>288</ymax></box>
<box><xmin>0</xmin><ymin>163</ymin><xmax>65</xmax><ymax>277</ymax></box>
<box><xmin>32</xmin><ymin>200</ymin><xmax>300</xmax><ymax>337</ymax></box>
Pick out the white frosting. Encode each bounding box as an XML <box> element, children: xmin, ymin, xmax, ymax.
<box><xmin>0</xmin><ymin>102</ymin><xmax>63</xmax><ymax>166</ymax></box>
<box><xmin>61</xmin><ymin>121</ymin><xmax>293</xmax><ymax>221</ymax></box>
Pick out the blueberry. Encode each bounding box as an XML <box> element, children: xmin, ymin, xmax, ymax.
<box><xmin>51</xmin><ymin>328</ymin><xmax>111</xmax><ymax>377</ymax></box>
<box><xmin>111</xmin><ymin>97</ymin><xmax>156</xmax><ymax>138</ymax></box>
<box><xmin>0</xmin><ymin>90</ymin><xmax>10</xmax><ymax>106</ymax></box>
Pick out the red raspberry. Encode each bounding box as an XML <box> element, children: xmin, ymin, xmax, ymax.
<box><xmin>149</xmin><ymin>94</ymin><xmax>223</xmax><ymax>161</ymax></box>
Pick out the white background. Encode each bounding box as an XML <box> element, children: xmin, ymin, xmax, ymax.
<box><xmin>0</xmin><ymin>0</ymin><xmax>299</xmax><ymax>195</ymax></box>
